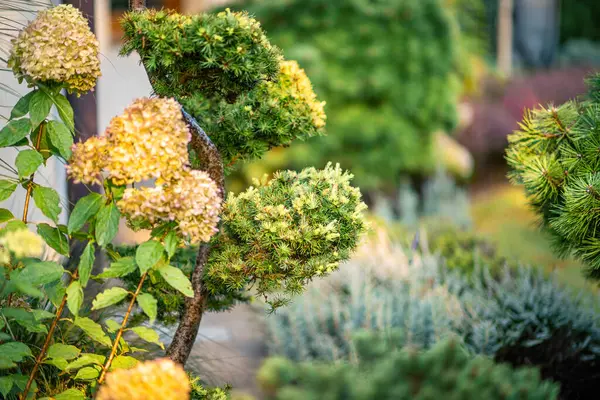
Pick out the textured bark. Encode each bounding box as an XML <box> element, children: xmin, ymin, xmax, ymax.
<box><xmin>166</xmin><ymin>109</ymin><xmax>224</xmax><ymax>365</ymax></box>
<box><xmin>129</xmin><ymin>0</ymin><xmax>147</xmax><ymax>10</ymax></box>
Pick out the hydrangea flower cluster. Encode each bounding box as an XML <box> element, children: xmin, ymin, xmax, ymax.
<box><xmin>96</xmin><ymin>358</ymin><xmax>191</xmax><ymax>400</ymax></box>
<box><xmin>0</xmin><ymin>229</ymin><xmax>44</xmax><ymax>263</ymax></box>
<box><xmin>68</xmin><ymin>97</ymin><xmax>221</xmax><ymax>244</ymax></box>
<box><xmin>68</xmin><ymin>97</ymin><xmax>191</xmax><ymax>186</ymax></box>
<box><xmin>118</xmin><ymin>169</ymin><xmax>221</xmax><ymax>243</ymax></box>
<box><xmin>8</xmin><ymin>4</ymin><xmax>101</xmax><ymax>94</ymax></box>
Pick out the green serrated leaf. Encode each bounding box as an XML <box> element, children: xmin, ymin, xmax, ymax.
<box><xmin>164</xmin><ymin>231</ymin><xmax>179</xmax><ymax>259</ymax></box>
<box><xmin>105</xmin><ymin>319</ymin><xmax>121</xmax><ymax>333</ymax></box>
<box><xmin>0</xmin><ymin>341</ymin><xmax>32</xmax><ymax>362</ymax></box>
<box><xmin>110</xmin><ymin>355</ymin><xmax>138</xmax><ymax>371</ymax></box>
<box><xmin>11</xmin><ymin>91</ymin><xmax>34</xmax><ymax>119</ymax></box>
<box><xmin>79</xmin><ymin>241</ymin><xmax>95</xmax><ymax>288</ymax></box>
<box><xmin>3</xmin><ymin>220</ymin><xmax>26</xmax><ymax>233</ymax></box>
<box><xmin>16</xmin><ymin>261</ymin><xmax>64</xmax><ymax>286</ymax></box>
<box><xmin>37</xmin><ymin>223</ymin><xmax>69</xmax><ymax>256</ymax></box>
<box><xmin>31</xmin><ymin>309</ymin><xmax>56</xmax><ymax>321</ymax></box>
<box><xmin>11</xmin><ymin>374</ymin><xmax>28</xmax><ymax>391</ymax></box>
<box><xmin>0</xmin><ymin>118</ymin><xmax>31</xmax><ymax>147</ymax></box>
<box><xmin>47</xmin><ymin>120</ymin><xmax>73</xmax><ymax>159</ymax></box>
<box><xmin>15</xmin><ymin>149</ymin><xmax>43</xmax><ymax>178</ymax></box>
<box><xmin>1</xmin><ymin>308</ymin><xmax>47</xmax><ymax>334</ymax></box>
<box><xmin>51</xmin><ymin>93</ymin><xmax>75</xmax><ymax>133</ymax></box>
<box><xmin>0</xmin><ymin>208</ymin><xmax>14</xmax><ymax>222</ymax></box>
<box><xmin>66</xmin><ymin>280</ymin><xmax>83</xmax><ymax>317</ymax></box>
<box><xmin>129</xmin><ymin>326</ymin><xmax>164</xmax><ymax>349</ymax></box>
<box><xmin>74</xmin><ymin>317</ymin><xmax>111</xmax><ymax>347</ymax></box>
<box><xmin>65</xmin><ymin>353</ymin><xmax>105</xmax><ymax>372</ymax></box>
<box><xmin>136</xmin><ymin>292</ymin><xmax>158</xmax><ymax>324</ymax></box>
<box><xmin>0</xmin><ymin>180</ymin><xmax>17</xmax><ymax>202</ymax></box>
<box><xmin>53</xmin><ymin>388</ymin><xmax>86</xmax><ymax>400</ymax></box>
<box><xmin>157</xmin><ymin>264</ymin><xmax>194</xmax><ymax>298</ymax></box>
<box><xmin>91</xmin><ymin>287</ymin><xmax>129</xmax><ymax>310</ymax></box>
<box><xmin>136</xmin><ymin>240</ymin><xmax>165</xmax><ymax>273</ymax></box>
<box><xmin>32</xmin><ymin>186</ymin><xmax>62</xmax><ymax>223</ymax></box>
<box><xmin>44</xmin><ymin>281</ymin><xmax>66</xmax><ymax>307</ymax></box>
<box><xmin>47</xmin><ymin>343</ymin><xmax>81</xmax><ymax>361</ymax></box>
<box><xmin>74</xmin><ymin>366</ymin><xmax>99</xmax><ymax>380</ymax></box>
<box><xmin>95</xmin><ymin>203</ymin><xmax>120</xmax><ymax>247</ymax></box>
<box><xmin>0</xmin><ymin>375</ymin><xmax>13</xmax><ymax>397</ymax></box>
<box><xmin>44</xmin><ymin>357</ymin><xmax>68</xmax><ymax>371</ymax></box>
<box><xmin>68</xmin><ymin>193</ymin><xmax>104</xmax><ymax>234</ymax></box>
<box><xmin>96</xmin><ymin>256</ymin><xmax>137</xmax><ymax>279</ymax></box>
<box><xmin>29</xmin><ymin>90</ymin><xmax>53</xmax><ymax>128</ymax></box>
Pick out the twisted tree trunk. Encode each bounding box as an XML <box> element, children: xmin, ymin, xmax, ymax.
<box><xmin>166</xmin><ymin>110</ymin><xmax>225</xmax><ymax>364</ymax></box>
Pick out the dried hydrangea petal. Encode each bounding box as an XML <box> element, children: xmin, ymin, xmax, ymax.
<box><xmin>118</xmin><ymin>169</ymin><xmax>221</xmax><ymax>244</ymax></box>
<box><xmin>8</xmin><ymin>4</ymin><xmax>101</xmax><ymax>94</ymax></box>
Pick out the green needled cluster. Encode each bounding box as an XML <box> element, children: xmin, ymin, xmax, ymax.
<box><xmin>229</xmin><ymin>0</ymin><xmax>462</xmax><ymax>190</ymax></box>
<box><xmin>121</xmin><ymin>8</ymin><xmax>326</xmax><ymax>169</ymax></box>
<box><xmin>258</xmin><ymin>333</ymin><xmax>560</xmax><ymax>400</ymax></box>
<box><xmin>506</xmin><ymin>74</ymin><xmax>600</xmax><ymax>278</ymax></box>
<box><xmin>206</xmin><ymin>163</ymin><xmax>368</xmax><ymax>309</ymax></box>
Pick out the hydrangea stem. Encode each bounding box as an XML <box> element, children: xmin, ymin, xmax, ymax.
<box><xmin>22</xmin><ymin>122</ymin><xmax>45</xmax><ymax>223</ymax></box>
<box><xmin>98</xmin><ymin>271</ymin><xmax>148</xmax><ymax>383</ymax></box>
<box><xmin>20</xmin><ymin>295</ymin><xmax>68</xmax><ymax>400</ymax></box>
<box><xmin>9</xmin><ymin>122</ymin><xmax>45</xmax><ymax>309</ymax></box>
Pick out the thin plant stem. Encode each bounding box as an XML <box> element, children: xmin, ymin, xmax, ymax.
<box><xmin>98</xmin><ymin>271</ymin><xmax>148</xmax><ymax>383</ymax></box>
<box><xmin>20</xmin><ymin>291</ymin><xmax>69</xmax><ymax>400</ymax></box>
<box><xmin>22</xmin><ymin>122</ymin><xmax>45</xmax><ymax>222</ymax></box>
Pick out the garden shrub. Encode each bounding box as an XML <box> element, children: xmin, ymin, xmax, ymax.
<box><xmin>265</xmin><ymin>232</ymin><xmax>600</xmax><ymax>399</ymax></box>
<box><xmin>264</xmin><ymin>235</ymin><xmax>472</xmax><ymax>362</ymax></box>
<box><xmin>506</xmin><ymin>74</ymin><xmax>600</xmax><ymax>279</ymax></box>
<box><xmin>258</xmin><ymin>332</ymin><xmax>560</xmax><ymax>399</ymax></box>
<box><xmin>227</xmin><ymin>0</ymin><xmax>463</xmax><ymax>191</ymax></box>
<box><xmin>462</xmin><ymin>268</ymin><xmax>600</xmax><ymax>400</ymax></box>
<box><xmin>0</xmin><ymin>4</ymin><xmax>367</xmax><ymax>399</ymax></box>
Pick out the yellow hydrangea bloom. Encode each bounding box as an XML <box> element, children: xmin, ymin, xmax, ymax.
<box><xmin>0</xmin><ymin>229</ymin><xmax>44</xmax><ymax>259</ymax></box>
<box><xmin>118</xmin><ymin>169</ymin><xmax>221</xmax><ymax>244</ymax></box>
<box><xmin>96</xmin><ymin>358</ymin><xmax>191</xmax><ymax>400</ymax></box>
<box><xmin>68</xmin><ymin>97</ymin><xmax>192</xmax><ymax>186</ymax></box>
<box><xmin>8</xmin><ymin>4</ymin><xmax>101</xmax><ymax>94</ymax></box>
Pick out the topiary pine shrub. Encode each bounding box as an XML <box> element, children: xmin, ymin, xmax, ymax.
<box><xmin>0</xmin><ymin>3</ymin><xmax>367</xmax><ymax>399</ymax></box>
<box><xmin>258</xmin><ymin>332</ymin><xmax>560</xmax><ymax>400</ymax></box>
<box><xmin>222</xmin><ymin>0</ymin><xmax>463</xmax><ymax>193</ymax></box>
<box><xmin>506</xmin><ymin>74</ymin><xmax>600</xmax><ymax>279</ymax></box>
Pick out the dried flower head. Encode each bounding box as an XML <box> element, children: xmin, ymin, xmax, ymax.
<box><xmin>68</xmin><ymin>97</ymin><xmax>191</xmax><ymax>186</ymax></box>
<box><xmin>8</xmin><ymin>4</ymin><xmax>101</xmax><ymax>94</ymax></box>
<box><xmin>96</xmin><ymin>358</ymin><xmax>191</xmax><ymax>400</ymax></box>
<box><xmin>0</xmin><ymin>228</ymin><xmax>44</xmax><ymax>259</ymax></box>
<box><xmin>118</xmin><ymin>170</ymin><xmax>221</xmax><ymax>244</ymax></box>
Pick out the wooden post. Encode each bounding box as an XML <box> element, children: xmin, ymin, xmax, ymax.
<box><xmin>63</xmin><ymin>0</ymin><xmax>101</xmax><ymax>207</ymax></box>
<box><xmin>497</xmin><ymin>0</ymin><xmax>514</xmax><ymax>77</ymax></box>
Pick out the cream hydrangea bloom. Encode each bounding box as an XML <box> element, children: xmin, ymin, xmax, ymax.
<box><xmin>68</xmin><ymin>97</ymin><xmax>221</xmax><ymax>244</ymax></box>
<box><xmin>68</xmin><ymin>97</ymin><xmax>191</xmax><ymax>186</ymax></box>
<box><xmin>118</xmin><ymin>170</ymin><xmax>221</xmax><ymax>244</ymax></box>
<box><xmin>8</xmin><ymin>4</ymin><xmax>101</xmax><ymax>94</ymax></box>
<box><xmin>0</xmin><ymin>229</ymin><xmax>44</xmax><ymax>259</ymax></box>
<box><xmin>96</xmin><ymin>358</ymin><xmax>191</xmax><ymax>400</ymax></box>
